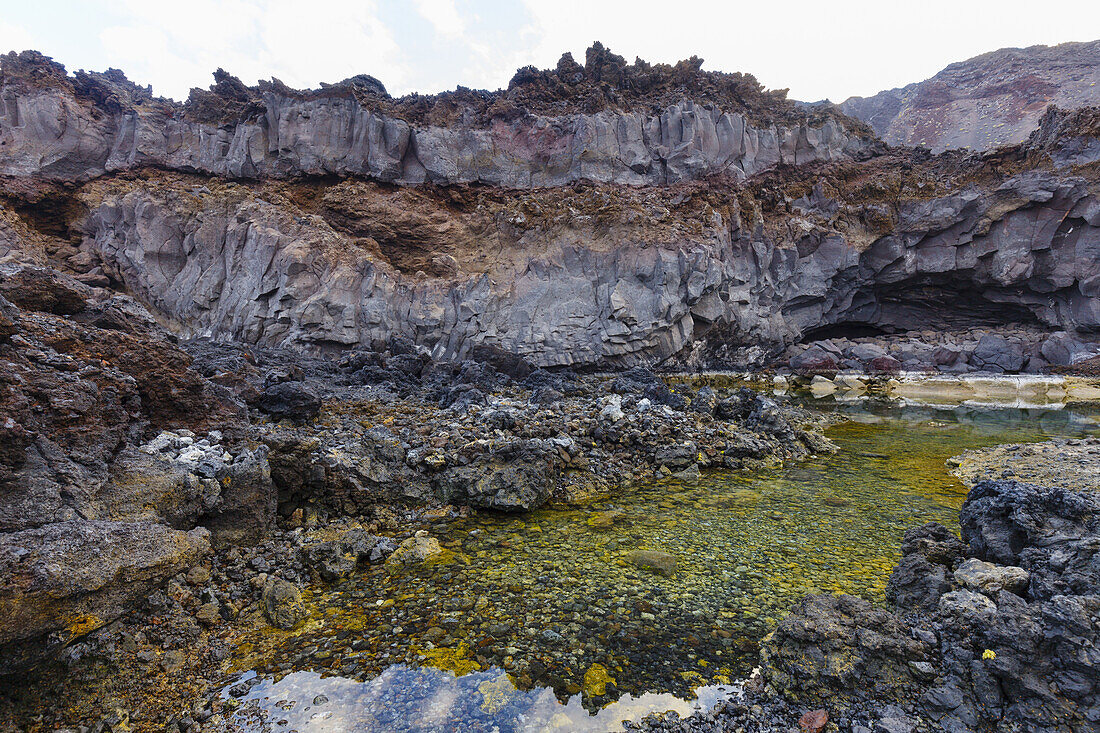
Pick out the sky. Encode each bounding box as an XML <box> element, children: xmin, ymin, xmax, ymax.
<box><xmin>0</xmin><ymin>1</ymin><xmax>1098</xmax><ymax>103</ymax></box>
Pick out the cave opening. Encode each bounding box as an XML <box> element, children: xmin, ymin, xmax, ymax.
<box><xmin>870</xmin><ymin>279</ymin><xmax>1046</xmax><ymax>332</ymax></box>
<box><xmin>801</xmin><ymin>322</ymin><xmax>891</xmax><ymax>341</ymax></box>
<box><xmin>11</xmin><ymin>189</ymin><xmax>85</xmax><ymax>245</ymax></box>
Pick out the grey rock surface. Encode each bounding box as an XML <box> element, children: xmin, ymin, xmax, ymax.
<box><xmin>841</xmin><ymin>40</ymin><xmax>1100</xmax><ymax>152</ymax></box>
<box><xmin>0</xmin><ymin>520</ymin><xmax>210</xmax><ymax>673</ymax></box>
<box><xmin>68</xmin><ymin>168</ymin><xmax>1100</xmax><ymax>370</ymax></box>
<box><xmin>261</xmin><ymin>577</ymin><xmax>307</xmax><ymax>630</ymax></box>
<box><xmin>0</xmin><ymin>75</ymin><xmax>865</xmax><ymax>187</ymax></box>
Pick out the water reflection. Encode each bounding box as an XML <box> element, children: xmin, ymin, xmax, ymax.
<box><xmin>224</xmin><ymin>666</ymin><xmax>737</xmax><ymax>732</ymax></box>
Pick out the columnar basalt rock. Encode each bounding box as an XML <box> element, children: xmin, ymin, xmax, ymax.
<box><xmin>2</xmin><ymin>49</ymin><xmax>1100</xmax><ymax>371</ymax></box>
<box><xmin>66</xmin><ymin>161</ymin><xmax>1100</xmax><ymax>369</ymax></box>
<box><xmin>0</xmin><ymin>51</ymin><xmax>868</xmax><ymax>187</ymax></box>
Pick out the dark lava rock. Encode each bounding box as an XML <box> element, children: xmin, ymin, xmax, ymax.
<box><xmin>900</xmin><ymin>522</ymin><xmax>967</xmax><ymax>566</ymax></box>
<box><xmin>0</xmin><ymin>521</ymin><xmax>211</xmax><ymax>674</ymax></box>
<box><xmin>887</xmin><ymin>522</ymin><xmax>968</xmax><ymax>610</ymax></box>
<box><xmin>609</xmin><ymin>367</ymin><xmax>686</xmax><ymax>409</ymax></box>
<box><xmin>654</xmin><ymin>443</ymin><xmax>697</xmax><ymax>470</ymax></box>
<box><xmin>467</xmin><ymin>343</ymin><xmax>534</xmax><ymax>380</ymax></box>
<box><xmin>199</xmin><ymin>448</ymin><xmax>277</xmax><ymax>548</ymax></box>
<box><xmin>714</xmin><ymin>388</ymin><xmax>759</xmax><ymax>421</ymax></box>
<box><xmin>971</xmin><ymin>334</ymin><xmax>1025</xmax><ymax>373</ymax></box>
<box><xmin>760</xmin><ymin>593</ymin><xmax>932</xmax><ymax>707</ymax></box>
<box><xmin>0</xmin><ymin>265</ymin><xmax>244</xmax><ymax>534</ymax></box>
<box><xmin>960</xmin><ymin>479</ymin><xmax>1100</xmax><ymax>599</ymax></box>
<box><xmin>301</xmin><ymin>530</ymin><xmax>396</xmax><ymax>582</ymax></box>
<box><xmin>262</xmin><ymin>578</ymin><xmax>307</xmax><ymax>630</ymax></box>
<box><xmin>869</xmin><ymin>355</ymin><xmax>902</xmax><ymax>374</ymax></box>
<box><xmin>440</xmin><ymin>456</ymin><xmax>558</xmax><ymax>511</ymax></box>
<box><xmin>257</xmin><ymin>381</ymin><xmax>322</xmax><ymax>423</ymax></box>
<box><xmin>790</xmin><ymin>346</ymin><xmax>839</xmax><ymax>374</ymax></box>
<box><xmin>689</xmin><ymin>386</ymin><xmax>717</xmax><ymax>415</ymax></box>
<box><xmin>745</xmin><ymin>396</ymin><xmax>796</xmax><ymax>441</ymax></box>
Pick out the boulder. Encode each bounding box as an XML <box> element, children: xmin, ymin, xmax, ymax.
<box><xmin>599</xmin><ymin>394</ymin><xmax>626</xmax><ymax>423</ymax></box>
<box><xmin>953</xmin><ymin>558</ymin><xmax>1029</xmax><ymax>596</ymax></box>
<box><xmin>899</xmin><ymin>522</ymin><xmax>966</xmax><ymax>566</ymax></box>
<box><xmin>262</xmin><ymin>578</ymin><xmax>307</xmax><ymax>630</ymax></box>
<box><xmin>654</xmin><ymin>443</ymin><xmax>697</xmax><ymax>470</ymax></box>
<box><xmin>623</xmin><ymin>549</ymin><xmax>677</xmax><ymax>576</ymax></box>
<box><xmin>960</xmin><ymin>479</ymin><xmax>1100</xmax><ymax>599</ymax></box>
<box><xmin>849</xmin><ymin>343</ymin><xmax>887</xmax><ymax>362</ymax></box>
<box><xmin>301</xmin><ymin>529</ymin><xmax>395</xmax><ymax>582</ymax></box>
<box><xmin>199</xmin><ymin>448</ymin><xmax>277</xmax><ymax>547</ymax></box>
<box><xmin>932</xmin><ymin>347</ymin><xmax>960</xmax><ymax>366</ymax></box>
<box><xmin>760</xmin><ymin>594</ymin><xmax>932</xmax><ymax>705</ymax></box>
<box><xmin>887</xmin><ymin>553</ymin><xmax>951</xmax><ymax>610</ymax></box>
<box><xmin>257</xmin><ymin>382</ymin><xmax>322</xmax><ymax>423</ymax></box>
<box><xmin>385</xmin><ymin>532</ymin><xmax>443</xmax><ymax>569</ymax></box>
<box><xmin>0</xmin><ymin>520</ymin><xmax>210</xmax><ymax>673</ymax></box>
<box><xmin>971</xmin><ymin>335</ymin><xmax>1025</xmax><ymax>372</ymax></box>
<box><xmin>442</xmin><ymin>456</ymin><xmax>557</xmax><ymax>511</ymax></box>
<box><xmin>937</xmin><ymin>589</ymin><xmax>997</xmax><ymax>620</ymax></box>
<box><xmin>1039</xmin><ymin>332</ymin><xmax>1086</xmax><ymax>366</ymax></box>
<box><xmin>790</xmin><ymin>346</ymin><xmax>838</xmax><ymax>373</ymax></box>
<box><xmin>689</xmin><ymin>386</ymin><xmax>717</xmax><ymax>415</ymax></box>
<box><xmin>869</xmin><ymin>355</ymin><xmax>902</xmax><ymax>374</ymax></box>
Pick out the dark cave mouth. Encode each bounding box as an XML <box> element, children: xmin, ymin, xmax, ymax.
<box><xmin>796</xmin><ymin>281</ymin><xmax>1052</xmax><ymax>346</ymax></box>
<box><xmin>801</xmin><ymin>322</ymin><xmax>891</xmax><ymax>341</ymax></box>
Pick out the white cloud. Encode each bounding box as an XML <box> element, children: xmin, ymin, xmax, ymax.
<box><xmin>413</xmin><ymin>0</ymin><xmax>466</xmax><ymax>38</ymax></box>
<box><xmin>97</xmin><ymin>0</ymin><xmax>410</xmax><ymax>100</ymax></box>
<box><xmin>519</xmin><ymin>0</ymin><xmax>1100</xmax><ymax>102</ymax></box>
<box><xmin>0</xmin><ymin>21</ymin><xmax>35</xmax><ymax>53</ymax></box>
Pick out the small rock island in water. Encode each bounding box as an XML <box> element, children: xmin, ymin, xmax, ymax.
<box><xmin>1</xmin><ymin>34</ymin><xmax>1100</xmax><ymax>733</ymax></box>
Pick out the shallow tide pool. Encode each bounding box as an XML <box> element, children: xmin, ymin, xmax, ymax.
<box><xmin>224</xmin><ymin>401</ymin><xmax>1100</xmax><ymax>732</ymax></box>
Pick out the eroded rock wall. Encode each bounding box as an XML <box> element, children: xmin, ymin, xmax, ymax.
<box><xmin>0</xmin><ymin>73</ymin><xmax>865</xmax><ymax>186</ymax></box>
<box><xmin>64</xmin><ymin>164</ymin><xmax>1100</xmax><ymax>369</ymax></box>
<box><xmin>4</xmin><ymin>51</ymin><xmax>1100</xmax><ymax>369</ymax></box>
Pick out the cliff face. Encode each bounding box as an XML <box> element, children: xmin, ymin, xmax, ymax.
<box><xmin>0</xmin><ymin>50</ymin><xmax>868</xmax><ymax>186</ymax></box>
<box><xmin>2</xmin><ymin>49</ymin><xmax>1100</xmax><ymax>369</ymax></box>
<box><xmin>841</xmin><ymin>40</ymin><xmax>1100</xmax><ymax>152</ymax></box>
<box><xmin>62</xmin><ymin>156</ymin><xmax>1100</xmax><ymax>369</ymax></box>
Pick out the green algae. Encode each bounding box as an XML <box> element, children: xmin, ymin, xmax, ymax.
<box><xmin>229</xmin><ymin>401</ymin><xmax>1100</xmax><ymax>707</ymax></box>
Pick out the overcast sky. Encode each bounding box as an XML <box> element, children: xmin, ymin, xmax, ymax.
<box><xmin>1</xmin><ymin>1</ymin><xmax>1098</xmax><ymax>103</ymax></box>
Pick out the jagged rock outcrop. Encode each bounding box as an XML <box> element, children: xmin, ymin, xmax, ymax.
<box><xmin>1026</xmin><ymin>104</ymin><xmax>1100</xmax><ymax>168</ymax></box>
<box><xmin>757</xmin><ymin>479</ymin><xmax>1100</xmax><ymax>732</ymax></box>
<box><xmin>841</xmin><ymin>40</ymin><xmax>1100</xmax><ymax>152</ymax></box>
<box><xmin>1</xmin><ymin>49</ymin><xmax>1098</xmax><ymax>370</ymax></box>
<box><xmin>0</xmin><ymin>49</ymin><xmax>870</xmax><ymax>187</ymax></box>
<box><xmin>0</xmin><ymin>521</ymin><xmax>211</xmax><ymax>674</ymax></box>
<box><xmin>0</xmin><ymin>256</ymin><xmax>274</xmax><ymax>671</ymax></box>
<box><xmin>66</xmin><ymin>149</ymin><xmax>1100</xmax><ymax>369</ymax></box>
<box><xmin>0</xmin><ymin>262</ymin><xmax>258</xmax><ymax>532</ymax></box>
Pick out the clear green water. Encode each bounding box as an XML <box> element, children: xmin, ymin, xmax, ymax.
<box><xmin>225</xmin><ymin>402</ymin><xmax>1100</xmax><ymax>732</ymax></box>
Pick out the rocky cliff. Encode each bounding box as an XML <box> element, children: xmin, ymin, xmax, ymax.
<box><xmin>841</xmin><ymin>39</ymin><xmax>1100</xmax><ymax>152</ymax></box>
<box><xmin>1</xmin><ymin>47</ymin><xmax>1100</xmax><ymax>373</ymax></box>
<box><xmin>0</xmin><ymin>47</ymin><xmax>869</xmax><ymax>186</ymax></box>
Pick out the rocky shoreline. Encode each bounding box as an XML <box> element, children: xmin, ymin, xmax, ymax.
<box><xmin>2</xmin><ymin>41</ymin><xmax>1100</xmax><ymax>733</ymax></box>
<box><xmin>4</xmin><ymin>259</ymin><xmax>1100</xmax><ymax>732</ymax></box>
<box><xmin>3</xmin><ymin>259</ymin><xmax>1100</xmax><ymax>732</ymax></box>
<box><xmin>633</xmin><ymin>443</ymin><xmax>1100</xmax><ymax>733</ymax></box>
<box><xmin>0</xmin><ymin>260</ymin><xmax>840</xmax><ymax>730</ymax></box>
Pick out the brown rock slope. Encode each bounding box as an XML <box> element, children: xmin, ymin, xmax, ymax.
<box><xmin>842</xmin><ymin>39</ymin><xmax>1100</xmax><ymax>152</ymax></box>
